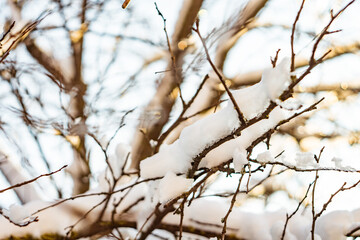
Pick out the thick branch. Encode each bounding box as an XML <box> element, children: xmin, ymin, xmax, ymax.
<box><xmin>130</xmin><ymin>0</ymin><xmax>204</xmax><ymax>169</ymax></box>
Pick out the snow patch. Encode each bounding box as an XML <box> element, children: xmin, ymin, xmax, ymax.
<box><xmin>295</xmin><ymin>152</ymin><xmax>316</xmax><ymax>167</ymax></box>
<box><xmin>140</xmin><ymin>58</ymin><xmax>292</xmax><ymax>178</ymax></box>
<box><xmin>233</xmin><ymin>148</ymin><xmax>248</xmax><ymax>172</ymax></box>
<box><xmin>158</xmin><ymin>172</ymin><xmax>193</xmax><ymax>203</ymax></box>
<box><xmin>257</xmin><ymin>150</ymin><xmax>274</xmax><ymax>164</ymax></box>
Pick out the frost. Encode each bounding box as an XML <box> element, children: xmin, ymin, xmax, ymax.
<box><xmin>158</xmin><ymin>172</ymin><xmax>193</xmax><ymax>203</ymax></box>
<box><xmin>257</xmin><ymin>150</ymin><xmax>274</xmax><ymax>164</ymax></box>
<box><xmin>233</xmin><ymin>148</ymin><xmax>248</xmax><ymax>172</ymax></box>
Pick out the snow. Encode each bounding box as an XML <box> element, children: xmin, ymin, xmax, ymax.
<box><xmin>158</xmin><ymin>172</ymin><xmax>193</xmax><ymax>203</ymax></box>
<box><xmin>2</xmin><ymin>55</ymin><xmax>358</xmax><ymax>239</ymax></box>
<box><xmin>233</xmin><ymin>148</ymin><xmax>248</xmax><ymax>172</ymax></box>
<box><xmin>1</xmin><ymin>190</ymin><xmax>360</xmax><ymax>239</ymax></box>
<box><xmin>316</xmin><ymin>210</ymin><xmax>353</xmax><ymax>240</ymax></box>
<box><xmin>295</xmin><ymin>152</ymin><xmax>316</xmax><ymax>167</ymax></box>
<box><xmin>270</xmin><ymin>220</ymin><xmax>296</xmax><ymax>240</ymax></box>
<box><xmin>140</xmin><ymin>141</ymin><xmax>192</xmax><ymax>179</ymax></box>
<box><xmin>161</xmin><ymin>199</ymin><xmax>360</xmax><ymax>240</ymax></box>
<box><xmin>0</xmin><ymin>177</ymin><xmax>147</xmax><ymax>238</ymax></box>
<box><xmin>2</xmin><ymin>204</ymin><xmax>33</xmax><ymax>225</ymax></box>
<box><xmin>112</xmin><ymin>143</ymin><xmax>131</xmax><ymax>178</ymax></box>
<box><xmin>140</xmin><ymin>58</ymin><xmax>292</xmax><ymax>178</ymax></box>
<box><xmin>331</xmin><ymin>157</ymin><xmax>343</xmax><ymax>168</ymax></box>
<box><xmin>200</xmin><ymin>107</ymin><xmax>289</xmax><ymax>169</ymax></box>
<box><xmin>257</xmin><ymin>150</ymin><xmax>274</xmax><ymax>164</ymax></box>
<box><xmin>232</xmin><ymin>58</ymin><xmax>290</xmax><ymax>119</ymax></box>
<box><xmin>330</xmin><ymin>157</ymin><xmax>355</xmax><ymax>171</ymax></box>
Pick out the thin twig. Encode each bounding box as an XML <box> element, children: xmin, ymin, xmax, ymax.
<box><xmin>192</xmin><ymin>20</ymin><xmax>246</xmax><ymax>125</ymax></box>
<box><xmin>221</xmin><ymin>174</ymin><xmax>244</xmax><ymax>240</ymax></box>
<box><xmin>290</xmin><ymin>0</ymin><xmax>305</xmax><ymax>72</ymax></box>
<box><xmin>0</xmin><ymin>165</ymin><xmax>67</xmax><ymax>194</ymax></box>
<box><xmin>281</xmin><ymin>182</ymin><xmax>313</xmax><ymax>240</ymax></box>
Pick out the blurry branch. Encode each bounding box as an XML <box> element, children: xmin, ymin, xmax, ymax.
<box><xmin>131</xmin><ymin>0</ymin><xmax>204</xmax><ymax>169</ymax></box>
<box><xmin>24</xmin><ymin>38</ymin><xmax>67</xmax><ymax>89</ymax></box>
<box><xmin>65</xmin><ymin>0</ymin><xmax>90</xmax><ymax>195</ymax></box>
<box><xmin>0</xmin><ymin>21</ymin><xmax>15</xmax><ymax>43</ymax></box>
<box><xmin>55</xmin><ymin>219</ymin><xmax>246</xmax><ymax>240</ymax></box>
<box><xmin>215</xmin><ymin>0</ymin><xmax>269</xmax><ymax>70</ymax></box>
<box><xmin>1</xmin><ymin>69</ymin><xmax>64</xmax><ymax>198</ymax></box>
<box><xmin>165</xmin><ymin>40</ymin><xmax>360</xmax><ymax>144</ymax></box>
<box><xmin>7</xmin><ymin>0</ymin><xmax>91</xmax><ymax>195</ymax></box>
<box><xmin>162</xmin><ymin>0</ymin><xmax>269</xmax><ymax>144</ymax></box>
<box><xmin>297</xmin><ymin>83</ymin><xmax>360</xmax><ymax>94</ymax></box>
<box><xmin>0</xmin><ymin>20</ymin><xmax>40</xmax><ymax>64</ymax></box>
<box><xmin>90</xmin><ymin>31</ymin><xmax>161</xmax><ymax>46</ymax></box>
<box><xmin>0</xmin><ymin>152</ymin><xmax>41</xmax><ymax>203</ymax></box>
<box><xmin>346</xmin><ymin>225</ymin><xmax>360</xmax><ymax>238</ymax></box>
<box><xmin>193</xmin><ymin>20</ymin><xmax>246</xmax><ymax>125</ymax></box>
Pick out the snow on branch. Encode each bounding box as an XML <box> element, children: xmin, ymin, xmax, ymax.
<box><xmin>0</xmin><ymin>0</ymin><xmax>360</xmax><ymax>239</ymax></box>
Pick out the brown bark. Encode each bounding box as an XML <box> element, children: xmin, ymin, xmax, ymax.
<box><xmin>66</xmin><ymin>0</ymin><xmax>89</xmax><ymax>195</ymax></box>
